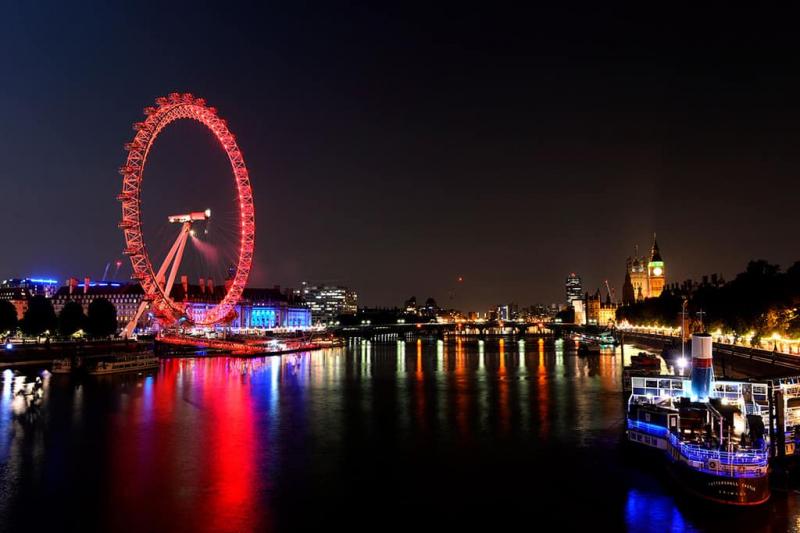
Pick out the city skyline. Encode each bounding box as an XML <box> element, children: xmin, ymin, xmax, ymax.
<box><xmin>5</xmin><ymin>5</ymin><xmax>800</xmax><ymax>528</ymax></box>
<box><xmin>2</xmin><ymin>5</ymin><xmax>800</xmax><ymax>309</ymax></box>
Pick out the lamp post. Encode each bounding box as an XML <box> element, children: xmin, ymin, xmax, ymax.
<box><xmin>681</xmin><ymin>297</ymin><xmax>688</xmax><ymax>363</ymax></box>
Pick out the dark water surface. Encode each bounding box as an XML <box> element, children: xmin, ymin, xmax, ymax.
<box><xmin>1</xmin><ymin>339</ymin><xmax>798</xmax><ymax>532</ymax></box>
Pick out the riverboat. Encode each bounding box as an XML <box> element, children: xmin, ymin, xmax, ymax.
<box><xmin>89</xmin><ymin>353</ymin><xmax>160</xmax><ymax>375</ymax></box>
<box><xmin>631</xmin><ymin>351</ymin><xmax>661</xmax><ymax>369</ymax></box>
<box><xmin>51</xmin><ymin>358</ymin><xmax>75</xmax><ymax>374</ymax></box>
<box><xmin>626</xmin><ymin>333</ymin><xmax>771</xmax><ymax>506</ymax></box>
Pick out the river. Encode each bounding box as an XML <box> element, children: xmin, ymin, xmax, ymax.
<box><xmin>0</xmin><ymin>339</ymin><xmax>798</xmax><ymax>532</ymax></box>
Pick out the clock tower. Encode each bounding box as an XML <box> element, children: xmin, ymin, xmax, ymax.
<box><xmin>647</xmin><ymin>234</ymin><xmax>665</xmax><ymax>298</ymax></box>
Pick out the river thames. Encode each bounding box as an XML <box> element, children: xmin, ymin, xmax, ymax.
<box><xmin>1</xmin><ymin>339</ymin><xmax>799</xmax><ymax>532</ymax></box>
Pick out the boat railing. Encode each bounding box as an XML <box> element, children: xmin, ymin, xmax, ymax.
<box><xmin>668</xmin><ymin>433</ymin><xmax>768</xmax><ymax>476</ymax></box>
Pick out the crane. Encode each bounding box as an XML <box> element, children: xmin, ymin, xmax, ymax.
<box><xmin>604</xmin><ymin>280</ymin><xmax>616</xmax><ymax>304</ymax></box>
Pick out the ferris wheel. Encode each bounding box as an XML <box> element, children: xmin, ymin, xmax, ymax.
<box><xmin>118</xmin><ymin>93</ymin><xmax>255</xmax><ymax>336</ymax></box>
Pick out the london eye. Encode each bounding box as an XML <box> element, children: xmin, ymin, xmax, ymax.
<box><xmin>118</xmin><ymin>93</ymin><xmax>255</xmax><ymax>336</ymax></box>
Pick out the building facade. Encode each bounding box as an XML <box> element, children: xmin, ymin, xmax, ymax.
<box><xmin>174</xmin><ymin>282</ymin><xmax>311</xmax><ymax>330</ymax></box>
<box><xmin>52</xmin><ymin>279</ymin><xmax>145</xmax><ymax>332</ymax></box>
<box><xmin>584</xmin><ymin>289</ymin><xmax>619</xmax><ymax>326</ymax></box>
<box><xmin>298</xmin><ymin>283</ymin><xmax>358</xmax><ymax>324</ymax></box>
<box><xmin>0</xmin><ymin>278</ymin><xmax>60</xmax><ymax>319</ymax></box>
<box><xmin>0</xmin><ymin>287</ymin><xmax>31</xmax><ymax>320</ymax></box>
<box><xmin>52</xmin><ymin>277</ymin><xmax>311</xmax><ymax>334</ymax></box>
<box><xmin>1</xmin><ymin>278</ymin><xmax>59</xmax><ymax>298</ymax></box>
<box><xmin>565</xmin><ymin>273</ymin><xmax>583</xmax><ymax>305</ymax></box>
<box><xmin>624</xmin><ymin>235</ymin><xmax>666</xmax><ymax>301</ymax></box>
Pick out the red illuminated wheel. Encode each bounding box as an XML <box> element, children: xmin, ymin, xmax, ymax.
<box><xmin>118</xmin><ymin>93</ymin><xmax>255</xmax><ymax>327</ymax></box>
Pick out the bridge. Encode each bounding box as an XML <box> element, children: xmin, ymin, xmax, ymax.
<box><xmin>330</xmin><ymin>320</ymin><xmax>552</xmax><ymax>341</ymax></box>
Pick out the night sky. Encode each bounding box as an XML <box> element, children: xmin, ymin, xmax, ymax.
<box><xmin>2</xmin><ymin>4</ymin><xmax>799</xmax><ymax>310</ymax></box>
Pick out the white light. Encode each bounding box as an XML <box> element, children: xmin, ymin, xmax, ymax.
<box><xmin>5</xmin><ymin>343</ymin><xmax>12</xmax><ymax>350</ymax></box>
<box><xmin>205</xmin><ymin>208</ymin><xmax>212</xmax><ymax>218</ymax></box>
<box><xmin>677</xmin><ymin>357</ymin><xmax>687</xmax><ymax>370</ymax></box>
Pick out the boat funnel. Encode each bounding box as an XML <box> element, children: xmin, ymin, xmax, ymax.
<box><xmin>690</xmin><ymin>333</ymin><xmax>714</xmax><ymax>402</ymax></box>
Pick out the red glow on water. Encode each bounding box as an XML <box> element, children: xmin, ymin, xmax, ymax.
<box><xmin>202</xmin><ymin>359</ymin><xmax>259</xmax><ymax>531</ymax></box>
<box><xmin>105</xmin><ymin>359</ymin><xmax>266</xmax><ymax>532</ymax></box>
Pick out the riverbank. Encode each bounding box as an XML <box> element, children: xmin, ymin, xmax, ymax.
<box><xmin>156</xmin><ymin>335</ymin><xmax>345</xmax><ymax>357</ymax></box>
<box><xmin>0</xmin><ymin>339</ymin><xmax>152</xmax><ymax>368</ymax></box>
<box><xmin>623</xmin><ymin>331</ymin><xmax>800</xmax><ymax>378</ymax></box>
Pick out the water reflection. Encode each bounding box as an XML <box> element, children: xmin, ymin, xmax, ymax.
<box><xmin>0</xmin><ymin>342</ymin><xmax>798</xmax><ymax>531</ymax></box>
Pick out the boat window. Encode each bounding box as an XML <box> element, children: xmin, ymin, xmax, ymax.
<box><xmin>646</xmin><ymin>380</ymin><xmax>658</xmax><ymax>388</ymax></box>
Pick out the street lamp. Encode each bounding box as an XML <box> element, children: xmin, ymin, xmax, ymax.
<box><xmin>681</xmin><ymin>297</ymin><xmax>688</xmax><ymax>364</ymax></box>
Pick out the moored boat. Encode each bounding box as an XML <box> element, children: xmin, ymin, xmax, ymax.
<box><xmin>626</xmin><ymin>333</ymin><xmax>771</xmax><ymax>506</ymax></box>
<box><xmin>51</xmin><ymin>358</ymin><xmax>73</xmax><ymax>374</ymax></box>
<box><xmin>631</xmin><ymin>351</ymin><xmax>661</xmax><ymax>369</ymax></box>
<box><xmin>89</xmin><ymin>353</ymin><xmax>160</xmax><ymax>375</ymax></box>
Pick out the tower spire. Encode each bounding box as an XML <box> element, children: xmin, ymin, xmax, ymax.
<box><xmin>650</xmin><ymin>233</ymin><xmax>662</xmax><ymax>262</ymax></box>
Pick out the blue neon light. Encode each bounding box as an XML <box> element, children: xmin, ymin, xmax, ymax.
<box><xmin>630</xmin><ymin>417</ymin><xmax>767</xmax><ymax>478</ymax></box>
<box><xmin>627</xmin><ymin>419</ymin><xmax>668</xmax><ymax>437</ymax></box>
<box><xmin>27</xmin><ymin>278</ymin><xmax>58</xmax><ymax>284</ymax></box>
<box><xmin>252</xmin><ymin>307</ymin><xmax>277</xmax><ymax>328</ymax></box>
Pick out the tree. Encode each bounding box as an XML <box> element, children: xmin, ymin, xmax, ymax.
<box><xmin>21</xmin><ymin>296</ymin><xmax>57</xmax><ymax>337</ymax></box>
<box><xmin>58</xmin><ymin>300</ymin><xmax>85</xmax><ymax>337</ymax></box>
<box><xmin>85</xmin><ymin>298</ymin><xmax>117</xmax><ymax>338</ymax></box>
<box><xmin>0</xmin><ymin>300</ymin><xmax>17</xmax><ymax>335</ymax></box>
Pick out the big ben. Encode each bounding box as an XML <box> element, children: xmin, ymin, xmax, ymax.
<box><xmin>647</xmin><ymin>234</ymin><xmax>665</xmax><ymax>297</ymax></box>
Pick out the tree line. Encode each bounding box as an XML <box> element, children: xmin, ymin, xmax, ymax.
<box><xmin>0</xmin><ymin>296</ymin><xmax>118</xmax><ymax>339</ymax></box>
<box><xmin>616</xmin><ymin>260</ymin><xmax>800</xmax><ymax>343</ymax></box>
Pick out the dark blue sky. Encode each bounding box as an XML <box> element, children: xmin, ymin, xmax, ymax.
<box><xmin>2</xmin><ymin>3</ymin><xmax>799</xmax><ymax>309</ymax></box>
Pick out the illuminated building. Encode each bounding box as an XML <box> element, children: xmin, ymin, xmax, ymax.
<box><xmin>585</xmin><ymin>289</ymin><xmax>619</xmax><ymax>326</ymax></box>
<box><xmin>598</xmin><ymin>299</ymin><xmax>619</xmax><ymax>327</ymax></box>
<box><xmin>497</xmin><ymin>304</ymin><xmax>510</xmax><ymax>321</ymax></box>
<box><xmin>0</xmin><ymin>287</ymin><xmax>31</xmax><ymax>319</ymax></box>
<box><xmin>624</xmin><ymin>235</ymin><xmax>666</xmax><ymax>301</ymax></box>
<box><xmin>628</xmin><ymin>250</ymin><xmax>648</xmax><ymax>301</ymax></box>
<box><xmin>299</xmin><ymin>282</ymin><xmax>358</xmax><ymax>324</ymax></box>
<box><xmin>52</xmin><ymin>277</ymin><xmax>310</xmax><ymax>334</ymax></box>
<box><xmin>1</xmin><ymin>278</ymin><xmax>59</xmax><ymax>298</ymax></box>
<box><xmin>565</xmin><ymin>273</ymin><xmax>583</xmax><ymax>305</ymax></box>
<box><xmin>573</xmin><ymin>299</ymin><xmax>586</xmax><ymax>325</ymax></box>
<box><xmin>174</xmin><ymin>281</ymin><xmax>311</xmax><ymax>329</ymax></box>
<box><xmin>237</xmin><ymin>287</ymin><xmax>310</xmax><ymax>328</ymax></box>
<box><xmin>647</xmin><ymin>235</ymin><xmax>665</xmax><ymax>298</ymax></box>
